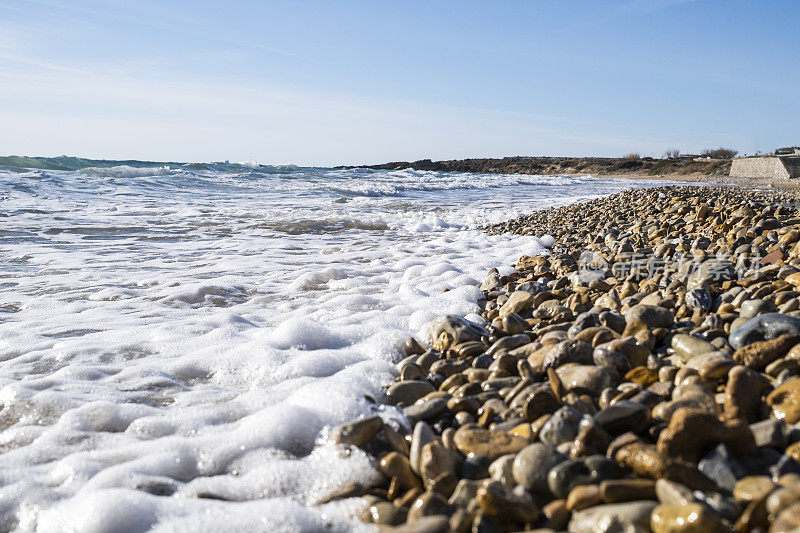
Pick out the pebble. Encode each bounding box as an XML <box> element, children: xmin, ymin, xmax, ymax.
<box><xmin>729</xmin><ymin>313</ymin><xmax>800</xmax><ymax>350</ymax></box>
<box><xmin>386</xmin><ymin>381</ymin><xmax>435</xmax><ymax>405</ymax></box>
<box><xmin>733</xmin><ymin>333</ymin><xmax>800</xmax><ymax>371</ymax></box>
<box><xmin>650</xmin><ymin>502</ymin><xmax>725</xmax><ymax>532</ymax></box>
<box><xmin>750</xmin><ymin>418</ymin><xmax>788</xmax><ymax>449</ymax></box>
<box><xmin>566</xmin><ymin>484</ymin><xmax>601</xmax><ymax>511</ymax></box>
<box><xmin>773</xmin><ymin>502</ymin><xmax>800</xmax><ymax>533</ymax></box>
<box><xmin>452</xmin><ymin>427</ymin><xmax>528</xmax><ymax>460</ymax></box>
<box><xmin>625</xmin><ymin>304</ymin><xmax>674</xmax><ymax>329</ymax></box>
<box><xmin>512</xmin><ymin>443</ymin><xmax>567</xmax><ymax>494</ymax></box>
<box><xmin>768</xmin><ymin>378</ymin><xmax>800</xmax><ymax>423</ymax></box>
<box><xmin>556</xmin><ymin>364</ymin><xmax>614</xmax><ymax>396</ymax></box>
<box><xmin>654</xmin><ymin>479</ymin><xmax>693</xmax><ymax>506</ymax></box>
<box><xmin>406</xmin><ymin>491</ymin><xmax>452</xmax><ymax>522</ymax></box>
<box><xmin>547</xmin><ymin>455</ymin><xmax>624</xmax><ymax>498</ymax></box>
<box><xmin>539</xmin><ymin>406</ymin><xmax>586</xmax><ymax>446</ymax></box>
<box><xmin>329</xmin><ymin>416</ymin><xmax>383</xmax><ymax>448</ymax></box>
<box><xmin>330</xmin><ymin>186</ymin><xmax>800</xmax><ymax>532</ymax></box>
<box><xmin>600</xmin><ymin>479</ymin><xmax>656</xmax><ymax>503</ymax></box>
<box><xmin>568</xmin><ymin>501</ymin><xmax>657</xmax><ymax>533</ymax></box>
<box><xmin>594</xmin><ymin>400</ymin><xmax>650</xmax><ymax>434</ymax></box>
<box><xmin>427</xmin><ymin>315</ymin><xmax>488</xmax><ymax>351</ymax></box>
<box><xmin>733</xmin><ymin>475</ymin><xmax>775</xmax><ymax>503</ymax></box>
<box><xmin>670</xmin><ymin>333</ymin><xmax>716</xmax><ymax>362</ymax></box>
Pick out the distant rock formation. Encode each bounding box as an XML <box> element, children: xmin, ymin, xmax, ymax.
<box><xmin>345</xmin><ymin>156</ymin><xmax>731</xmax><ymax>177</ymax></box>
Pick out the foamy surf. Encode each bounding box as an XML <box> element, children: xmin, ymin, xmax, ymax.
<box><xmin>0</xmin><ymin>161</ymin><xmax>671</xmax><ymax>531</ymax></box>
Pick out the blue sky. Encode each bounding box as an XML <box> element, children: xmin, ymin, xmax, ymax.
<box><xmin>0</xmin><ymin>0</ymin><xmax>797</xmax><ymax>166</ymax></box>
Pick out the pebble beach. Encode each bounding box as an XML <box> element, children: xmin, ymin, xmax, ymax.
<box><xmin>331</xmin><ymin>185</ymin><xmax>800</xmax><ymax>533</ymax></box>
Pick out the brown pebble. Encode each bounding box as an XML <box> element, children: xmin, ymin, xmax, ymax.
<box><xmin>657</xmin><ymin>407</ymin><xmax>756</xmax><ymax>462</ymax></box>
<box><xmin>566</xmin><ymin>484</ymin><xmax>601</xmax><ymax>511</ymax></box>
<box><xmin>732</xmin><ymin>333</ymin><xmax>800</xmax><ymax>371</ymax></box>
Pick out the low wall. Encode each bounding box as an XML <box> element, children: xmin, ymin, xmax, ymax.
<box><xmin>730</xmin><ymin>157</ymin><xmax>794</xmax><ymax>180</ymax></box>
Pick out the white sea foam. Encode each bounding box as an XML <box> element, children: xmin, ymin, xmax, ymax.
<box><xmin>0</xmin><ymin>164</ymin><xmax>672</xmax><ymax>531</ymax></box>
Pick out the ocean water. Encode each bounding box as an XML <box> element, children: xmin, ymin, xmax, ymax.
<box><xmin>0</xmin><ymin>159</ymin><xmax>667</xmax><ymax>532</ymax></box>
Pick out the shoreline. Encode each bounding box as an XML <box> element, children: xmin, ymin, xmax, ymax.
<box><xmin>328</xmin><ymin>183</ymin><xmax>800</xmax><ymax>532</ymax></box>
<box><xmin>588</xmin><ymin>172</ymin><xmax>800</xmax><ymax>191</ymax></box>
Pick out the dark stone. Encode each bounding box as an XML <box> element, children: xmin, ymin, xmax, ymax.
<box><xmin>729</xmin><ymin>313</ymin><xmax>800</xmax><ymax>350</ymax></box>
<box><xmin>426</xmin><ymin>372</ymin><xmax>445</xmax><ymax>389</ymax></box>
<box><xmin>404</xmin><ymin>398</ymin><xmax>447</xmax><ymax>423</ymax></box>
<box><xmin>547</xmin><ymin>455</ymin><xmax>624</xmax><ymax>498</ymax></box>
<box><xmin>539</xmin><ymin>405</ymin><xmax>585</xmax><ymax>446</ymax></box>
<box><xmin>771</xmin><ymin>455</ymin><xmax>800</xmax><ymax>479</ymax></box>
<box><xmin>594</xmin><ymin>401</ymin><xmax>650</xmax><ymax>434</ymax></box>
<box><xmin>599</xmin><ymin>311</ymin><xmax>627</xmax><ymax>334</ymax></box>
<box><xmin>461</xmin><ymin>454</ymin><xmax>492</xmax><ymax>480</ymax></box>
<box><xmin>593</xmin><ymin>348</ymin><xmax>631</xmax><ymax>375</ymax></box>
<box><xmin>516</xmin><ymin>281</ymin><xmax>549</xmax><ymax>295</ymax></box>
<box><xmin>694</xmin><ymin>491</ymin><xmax>741</xmax><ymax>523</ymax></box>
<box><xmin>543</xmin><ymin>339</ymin><xmax>594</xmax><ymax>369</ymax></box>
<box><xmin>472</xmin><ymin>355</ymin><xmax>493</xmax><ymax>369</ymax></box>
<box><xmin>750</xmin><ymin>419</ymin><xmax>788</xmax><ymax>449</ymax></box>
<box><xmin>568</xmin><ymin>312</ymin><xmax>600</xmax><ymax>338</ymax></box>
<box><xmin>686</xmin><ymin>287</ymin><xmax>712</xmax><ymax>311</ymax></box>
<box><xmin>698</xmin><ymin>444</ymin><xmax>746</xmax><ymax>492</ymax></box>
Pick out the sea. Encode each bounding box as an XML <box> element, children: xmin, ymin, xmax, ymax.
<box><xmin>0</xmin><ymin>156</ymin><xmax>669</xmax><ymax>532</ymax></box>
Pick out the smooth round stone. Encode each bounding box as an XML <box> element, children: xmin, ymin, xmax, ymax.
<box><xmin>499</xmin><ymin>290</ymin><xmax>537</xmax><ymax>316</ymax></box>
<box><xmin>453</xmin><ymin>427</ymin><xmax>528</xmax><ymax>460</ymax></box>
<box><xmin>406</xmin><ymin>491</ymin><xmax>452</xmax><ymax>522</ymax></box>
<box><xmin>684</xmin><ymin>351</ymin><xmax>735</xmax><ymax>379</ymax></box>
<box><xmin>390</xmin><ymin>515</ymin><xmax>451</xmax><ymax>533</ymax></box>
<box><xmin>768</xmin><ymin>378</ymin><xmax>800</xmax><ymax>424</ymax></box>
<box><xmin>685</xmin><ymin>288</ymin><xmax>712</xmax><ymax>311</ymax></box>
<box><xmin>733</xmin><ymin>475</ymin><xmax>775</xmax><ymax>503</ymax></box>
<box><xmin>409</xmin><ymin>422</ymin><xmax>435</xmax><ymax>475</ymax></box>
<box><xmin>448</xmin><ymin>479</ymin><xmax>481</xmax><ymax>507</ymax></box>
<box><xmin>539</xmin><ymin>406</ymin><xmax>585</xmax><ymax>446</ymax></box>
<box><xmin>650</xmin><ymin>502</ymin><xmax>725</xmax><ymax>532</ymax></box>
<box><xmin>557</xmin><ymin>365</ymin><xmax>614</xmax><ymax>396</ymax></box>
<box><xmin>687</xmin><ymin>260</ymin><xmax>735</xmax><ymax>291</ymax></box>
<box><xmin>419</xmin><ymin>442</ymin><xmax>460</xmax><ymax>486</ymax></box>
<box><xmin>625</xmin><ymin>304</ymin><xmax>674</xmax><ymax>329</ymax></box>
<box><xmin>360</xmin><ymin>501</ymin><xmax>407</xmax><ymax>525</ymax></box>
<box><xmin>600</xmin><ymin>479</ymin><xmax>656</xmax><ymax>503</ymax></box>
<box><xmin>740</xmin><ymin>298</ymin><xmax>778</xmax><ymax>319</ymax></box>
<box><xmin>329</xmin><ymin>416</ymin><xmax>383</xmax><ymax>447</ymax></box>
<box><xmin>767</xmin><ymin>487</ymin><xmax>800</xmax><ymax>517</ymax></box>
<box><xmin>655</xmin><ymin>479</ymin><xmax>694</xmax><ymax>506</ymax></box>
<box><xmin>547</xmin><ymin>455</ymin><xmax>624</xmax><ymax>499</ymax></box>
<box><xmin>460</xmin><ymin>453</ymin><xmax>491</xmax><ymax>480</ymax></box>
<box><xmin>404</xmin><ymin>398</ymin><xmax>447</xmax><ymax>422</ymax></box>
<box><xmin>567</xmin><ymin>484</ymin><xmax>602</xmax><ymax>511</ymax></box>
<box><xmin>512</xmin><ymin>443</ymin><xmax>567</xmax><ymax>494</ymax></box>
<box><xmin>594</xmin><ymin>400</ymin><xmax>650</xmax><ymax>434</ymax></box>
<box><xmin>729</xmin><ymin>313</ymin><xmax>800</xmax><ymax>350</ymax></box>
<box><xmin>670</xmin><ymin>333</ymin><xmax>716</xmax><ymax>362</ymax></box>
<box><xmin>380</xmin><ymin>452</ymin><xmax>421</xmax><ymax>491</ymax></box>
<box><xmin>593</xmin><ymin>348</ymin><xmax>630</xmax><ymax>375</ymax></box>
<box><xmin>774</xmin><ymin>502</ymin><xmax>800</xmax><ymax>533</ymax></box>
<box><xmin>749</xmin><ymin>418</ymin><xmax>788</xmax><ymax>449</ymax></box>
<box><xmin>543</xmin><ymin>339</ymin><xmax>594</xmax><ymax>369</ymax></box>
<box><xmin>599</xmin><ymin>311</ymin><xmax>626</xmax><ymax>332</ymax></box>
<box><xmin>488</xmin><ymin>454</ymin><xmax>516</xmax><ymax>486</ymax></box>
<box><xmin>568</xmin><ymin>501</ymin><xmax>657</xmax><ymax>533</ymax></box>
<box><xmin>486</xmin><ymin>334</ymin><xmax>530</xmax><ymax>356</ymax></box>
<box><xmin>476</xmin><ymin>480</ymin><xmax>539</xmax><ymax>524</ymax></box>
<box><xmin>386</xmin><ymin>381</ymin><xmax>435</xmax><ymax>405</ymax></box>
<box><xmin>567</xmin><ymin>312</ymin><xmax>601</xmax><ymax>338</ymax></box>
<box><xmin>427</xmin><ymin>315</ymin><xmax>488</xmax><ymax>351</ymax></box>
